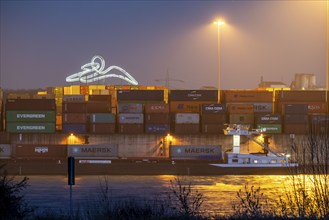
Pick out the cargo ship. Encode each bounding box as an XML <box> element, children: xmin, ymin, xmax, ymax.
<box><xmin>0</xmin><ymin>86</ymin><xmax>328</xmax><ymax>175</ymax></box>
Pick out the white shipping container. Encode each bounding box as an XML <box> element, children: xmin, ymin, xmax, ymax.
<box><xmin>175</xmin><ymin>113</ymin><xmax>200</xmax><ymax>124</ymax></box>
<box><xmin>118</xmin><ymin>113</ymin><xmax>144</xmax><ymax>124</ymax></box>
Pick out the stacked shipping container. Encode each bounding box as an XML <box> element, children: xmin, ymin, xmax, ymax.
<box><xmin>5</xmin><ymin>99</ymin><xmax>56</xmax><ymax>133</ymax></box>
<box><xmin>169</xmin><ymin>90</ymin><xmax>218</xmax><ymax>134</ymax></box>
<box><xmin>62</xmin><ymin>95</ymin><xmax>87</xmax><ymax>133</ymax></box>
<box><xmin>201</xmin><ymin>104</ymin><xmax>227</xmax><ymax>134</ymax></box>
<box><xmin>144</xmin><ymin>103</ymin><xmax>170</xmax><ymax>134</ymax></box>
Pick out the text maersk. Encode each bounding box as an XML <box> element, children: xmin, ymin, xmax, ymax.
<box><xmin>17</xmin><ymin>114</ymin><xmax>46</xmax><ymax>119</ymax></box>
<box><xmin>17</xmin><ymin>126</ymin><xmax>46</xmax><ymax>130</ymax></box>
<box><xmin>81</xmin><ymin>148</ymin><xmax>112</xmax><ymax>153</ymax></box>
<box><xmin>184</xmin><ymin>148</ymin><xmax>215</xmax><ymax>154</ymax></box>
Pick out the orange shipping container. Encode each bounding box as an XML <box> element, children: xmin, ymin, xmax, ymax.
<box><xmin>62</xmin><ymin>113</ymin><xmax>87</xmax><ymax>123</ymax></box>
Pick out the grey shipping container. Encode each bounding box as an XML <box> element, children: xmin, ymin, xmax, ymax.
<box><xmin>169</xmin><ymin>90</ymin><xmax>218</xmax><ymax>101</ymax></box>
<box><xmin>283</xmin><ymin>104</ymin><xmax>308</xmax><ymax>114</ymax></box>
<box><xmin>63</xmin><ymin>95</ymin><xmax>85</xmax><ymax>102</ymax></box>
<box><xmin>201</xmin><ymin>104</ymin><xmax>226</xmax><ymax>114</ymax></box>
<box><xmin>62</xmin><ymin>123</ymin><xmax>86</xmax><ymax>133</ymax></box>
<box><xmin>118</xmin><ymin>113</ymin><xmax>144</xmax><ymax>124</ymax></box>
<box><xmin>170</xmin><ymin>145</ymin><xmax>222</xmax><ymax>160</ymax></box>
<box><xmin>0</xmin><ymin>144</ymin><xmax>11</xmax><ymax>158</ymax></box>
<box><xmin>255</xmin><ymin>114</ymin><xmax>282</xmax><ymax>124</ymax></box>
<box><xmin>175</xmin><ymin>113</ymin><xmax>200</xmax><ymax>124</ymax></box>
<box><xmin>145</xmin><ymin>124</ymin><xmax>170</xmax><ymax>134</ymax></box>
<box><xmin>118</xmin><ymin>103</ymin><xmax>143</xmax><ymax>113</ymax></box>
<box><xmin>90</xmin><ymin>113</ymin><xmax>116</xmax><ymax>123</ymax></box>
<box><xmin>253</xmin><ymin>103</ymin><xmax>273</xmax><ymax>113</ymax></box>
<box><xmin>68</xmin><ymin>144</ymin><xmax>119</xmax><ymax>158</ymax></box>
<box><xmin>117</xmin><ymin>90</ymin><xmax>164</xmax><ymax>101</ymax></box>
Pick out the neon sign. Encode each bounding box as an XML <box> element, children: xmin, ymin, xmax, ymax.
<box><xmin>66</xmin><ymin>55</ymin><xmax>138</xmax><ymax>85</ymax></box>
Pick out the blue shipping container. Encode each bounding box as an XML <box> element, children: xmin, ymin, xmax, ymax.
<box><xmin>145</xmin><ymin>124</ymin><xmax>170</xmax><ymax>134</ymax></box>
<box><xmin>62</xmin><ymin>124</ymin><xmax>86</xmax><ymax>133</ymax></box>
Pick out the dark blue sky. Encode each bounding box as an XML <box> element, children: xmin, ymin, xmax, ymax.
<box><xmin>0</xmin><ymin>1</ymin><xmax>327</xmax><ymax>90</ymax></box>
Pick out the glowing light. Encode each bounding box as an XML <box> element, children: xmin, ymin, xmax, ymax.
<box><xmin>66</xmin><ymin>55</ymin><xmax>138</xmax><ymax>85</ymax></box>
<box><xmin>214</xmin><ymin>20</ymin><xmax>225</xmax><ymax>26</ymax></box>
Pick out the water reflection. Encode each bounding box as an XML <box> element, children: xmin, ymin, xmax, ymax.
<box><xmin>24</xmin><ymin>175</ymin><xmax>321</xmax><ymax>216</ymax></box>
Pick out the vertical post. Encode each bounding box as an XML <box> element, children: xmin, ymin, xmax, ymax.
<box><xmin>217</xmin><ymin>24</ymin><xmax>221</xmax><ymax>104</ymax></box>
<box><xmin>326</xmin><ymin>0</ymin><xmax>329</xmax><ymax>112</ymax></box>
<box><xmin>68</xmin><ymin>156</ymin><xmax>75</xmax><ymax>219</ymax></box>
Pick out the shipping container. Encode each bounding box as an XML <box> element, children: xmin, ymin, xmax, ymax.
<box><xmin>284</xmin><ymin>114</ymin><xmax>309</xmax><ymax>124</ymax></box>
<box><xmin>6</xmin><ymin>99</ymin><xmax>56</xmax><ymax>111</ymax></box>
<box><xmin>0</xmin><ymin>144</ymin><xmax>11</xmax><ymax>159</ymax></box>
<box><xmin>62</xmin><ymin>113</ymin><xmax>87</xmax><ymax>123</ymax></box>
<box><xmin>89</xmin><ymin>123</ymin><xmax>115</xmax><ymax>134</ymax></box>
<box><xmin>169</xmin><ymin>90</ymin><xmax>218</xmax><ymax>101</ymax></box>
<box><xmin>32</xmin><ymin>94</ymin><xmax>55</xmax><ymax>99</ymax></box>
<box><xmin>253</xmin><ymin>103</ymin><xmax>273</xmax><ymax>113</ymax></box>
<box><xmin>62</xmin><ymin>124</ymin><xmax>86</xmax><ymax>134</ymax></box>
<box><xmin>174</xmin><ymin>124</ymin><xmax>200</xmax><ymax>134</ymax></box>
<box><xmin>88</xmin><ymin>95</ymin><xmax>111</xmax><ymax>102</ymax></box>
<box><xmin>87</xmin><ymin>101</ymin><xmax>111</xmax><ymax>113</ymax></box>
<box><xmin>80</xmin><ymin>85</ymin><xmax>89</xmax><ymax>95</ymax></box>
<box><xmin>229</xmin><ymin>114</ymin><xmax>254</xmax><ymax>124</ymax></box>
<box><xmin>201</xmin><ymin>104</ymin><xmax>226</xmax><ymax>114</ymax></box>
<box><xmin>63</xmin><ymin>95</ymin><xmax>86</xmax><ymax>102</ymax></box>
<box><xmin>277</xmin><ymin>102</ymin><xmax>327</xmax><ymax>114</ymax></box>
<box><xmin>144</xmin><ymin>103</ymin><xmax>169</xmax><ymax>113</ymax></box>
<box><xmin>201</xmin><ymin>124</ymin><xmax>225</xmax><ymax>134</ymax></box>
<box><xmin>68</xmin><ymin>144</ymin><xmax>118</xmax><ymax>158</ymax></box>
<box><xmin>175</xmin><ymin>113</ymin><xmax>200</xmax><ymax>124</ymax></box>
<box><xmin>118</xmin><ymin>124</ymin><xmax>144</xmax><ymax>134</ymax></box>
<box><xmin>276</xmin><ymin>90</ymin><xmax>326</xmax><ymax>102</ymax></box>
<box><xmin>6</xmin><ymin>111</ymin><xmax>56</xmax><ymax>122</ymax></box>
<box><xmin>145</xmin><ymin>124</ymin><xmax>170</xmax><ymax>134</ymax></box>
<box><xmin>170</xmin><ymin>145</ymin><xmax>222</xmax><ymax>160</ymax></box>
<box><xmin>201</xmin><ymin>114</ymin><xmax>227</xmax><ymax>124</ymax></box>
<box><xmin>227</xmin><ymin>103</ymin><xmax>254</xmax><ymax>114</ymax></box>
<box><xmin>6</xmin><ymin>122</ymin><xmax>55</xmax><ymax>133</ymax></box>
<box><xmin>118</xmin><ymin>113</ymin><xmax>144</xmax><ymax>124</ymax></box>
<box><xmin>283</xmin><ymin>104</ymin><xmax>309</xmax><ymax>114</ymax></box>
<box><xmin>118</xmin><ymin>103</ymin><xmax>143</xmax><ymax>113</ymax></box>
<box><xmin>0</xmin><ymin>132</ymin><xmax>10</xmax><ymax>144</ymax></box>
<box><xmin>145</xmin><ymin>113</ymin><xmax>170</xmax><ymax>124</ymax></box>
<box><xmin>224</xmin><ymin>90</ymin><xmax>273</xmax><ymax>102</ymax></box>
<box><xmin>255</xmin><ymin>114</ymin><xmax>282</xmax><ymax>124</ymax></box>
<box><xmin>170</xmin><ymin>101</ymin><xmax>204</xmax><ymax>113</ymax></box>
<box><xmin>309</xmin><ymin>114</ymin><xmax>329</xmax><ymax>124</ymax></box>
<box><xmin>62</xmin><ymin>102</ymin><xmax>87</xmax><ymax>113</ymax></box>
<box><xmin>117</xmin><ymin>90</ymin><xmax>164</xmax><ymax>101</ymax></box>
<box><xmin>90</xmin><ymin>113</ymin><xmax>116</xmax><ymax>123</ymax></box>
<box><xmin>15</xmin><ymin>144</ymin><xmax>67</xmax><ymax>159</ymax></box>
<box><xmin>284</xmin><ymin>124</ymin><xmax>309</xmax><ymax>134</ymax></box>
<box><xmin>256</xmin><ymin>124</ymin><xmax>282</xmax><ymax>134</ymax></box>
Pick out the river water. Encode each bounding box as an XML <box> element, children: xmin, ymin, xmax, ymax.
<box><xmin>22</xmin><ymin>175</ymin><xmax>292</xmax><ymax>217</ymax></box>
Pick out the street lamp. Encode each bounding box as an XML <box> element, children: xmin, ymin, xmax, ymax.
<box><xmin>214</xmin><ymin>20</ymin><xmax>225</xmax><ymax>103</ymax></box>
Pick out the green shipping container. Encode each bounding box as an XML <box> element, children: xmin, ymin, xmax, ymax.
<box><xmin>6</xmin><ymin>111</ymin><xmax>56</xmax><ymax>122</ymax></box>
<box><xmin>256</xmin><ymin>124</ymin><xmax>282</xmax><ymax>134</ymax></box>
<box><xmin>90</xmin><ymin>113</ymin><xmax>116</xmax><ymax>123</ymax></box>
<box><xmin>6</xmin><ymin>122</ymin><xmax>55</xmax><ymax>133</ymax></box>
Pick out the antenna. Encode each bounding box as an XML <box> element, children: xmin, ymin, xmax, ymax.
<box><xmin>155</xmin><ymin>69</ymin><xmax>183</xmax><ymax>89</ymax></box>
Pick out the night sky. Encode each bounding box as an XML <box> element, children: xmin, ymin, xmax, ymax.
<box><xmin>0</xmin><ymin>1</ymin><xmax>327</xmax><ymax>90</ymax></box>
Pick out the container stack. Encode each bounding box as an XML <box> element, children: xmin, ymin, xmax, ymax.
<box><xmin>201</xmin><ymin>104</ymin><xmax>227</xmax><ymax>134</ymax></box>
<box><xmin>255</xmin><ymin>113</ymin><xmax>282</xmax><ymax>134</ymax></box>
<box><xmin>144</xmin><ymin>103</ymin><xmax>170</xmax><ymax>134</ymax></box>
<box><xmin>62</xmin><ymin>95</ymin><xmax>87</xmax><ymax>134</ymax></box>
<box><xmin>283</xmin><ymin>104</ymin><xmax>309</xmax><ymax>134</ymax></box>
<box><xmin>224</xmin><ymin>90</ymin><xmax>274</xmax><ymax>129</ymax></box>
<box><xmin>169</xmin><ymin>90</ymin><xmax>218</xmax><ymax>134</ymax></box>
<box><xmin>88</xmin><ymin>95</ymin><xmax>114</xmax><ymax>134</ymax></box>
<box><xmin>5</xmin><ymin>99</ymin><xmax>56</xmax><ymax>133</ymax></box>
<box><xmin>116</xmin><ymin>90</ymin><xmax>165</xmax><ymax>134</ymax></box>
<box><xmin>54</xmin><ymin>87</ymin><xmax>64</xmax><ymax>131</ymax></box>
<box><xmin>0</xmin><ymin>88</ymin><xmax>3</xmax><ymax>131</ymax></box>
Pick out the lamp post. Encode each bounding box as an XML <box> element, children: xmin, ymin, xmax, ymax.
<box><xmin>214</xmin><ymin>20</ymin><xmax>225</xmax><ymax>103</ymax></box>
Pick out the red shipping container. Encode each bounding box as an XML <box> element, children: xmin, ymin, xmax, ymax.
<box><xmin>62</xmin><ymin>113</ymin><xmax>87</xmax><ymax>123</ymax></box>
<box><xmin>15</xmin><ymin>144</ymin><xmax>67</xmax><ymax>159</ymax></box>
<box><xmin>174</xmin><ymin>124</ymin><xmax>200</xmax><ymax>134</ymax></box>
<box><xmin>118</xmin><ymin>124</ymin><xmax>144</xmax><ymax>134</ymax></box>
<box><xmin>90</xmin><ymin>123</ymin><xmax>115</xmax><ymax>134</ymax></box>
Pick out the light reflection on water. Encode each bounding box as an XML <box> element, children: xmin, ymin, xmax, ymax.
<box><xmin>24</xmin><ymin>175</ymin><xmax>293</xmax><ymax>216</ymax></box>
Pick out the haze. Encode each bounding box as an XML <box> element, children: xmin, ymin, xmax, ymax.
<box><xmin>0</xmin><ymin>1</ymin><xmax>327</xmax><ymax>90</ymax></box>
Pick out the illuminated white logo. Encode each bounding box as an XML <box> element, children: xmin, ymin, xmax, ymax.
<box><xmin>66</xmin><ymin>55</ymin><xmax>138</xmax><ymax>85</ymax></box>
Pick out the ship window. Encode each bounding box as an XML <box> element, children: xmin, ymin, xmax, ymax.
<box><xmin>232</xmin><ymin>158</ymin><xmax>238</xmax><ymax>163</ymax></box>
<box><xmin>280</xmin><ymin>159</ymin><xmax>286</xmax><ymax>163</ymax></box>
<box><xmin>270</xmin><ymin>159</ymin><xmax>277</xmax><ymax>163</ymax></box>
<box><xmin>243</xmin><ymin>158</ymin><xmax>250</xmax><ymax>164</ymax></box>
<box><xmin>253</xmin><ymin>160</ymin><xmax>258</xmax><ymax>163</ymax></box>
